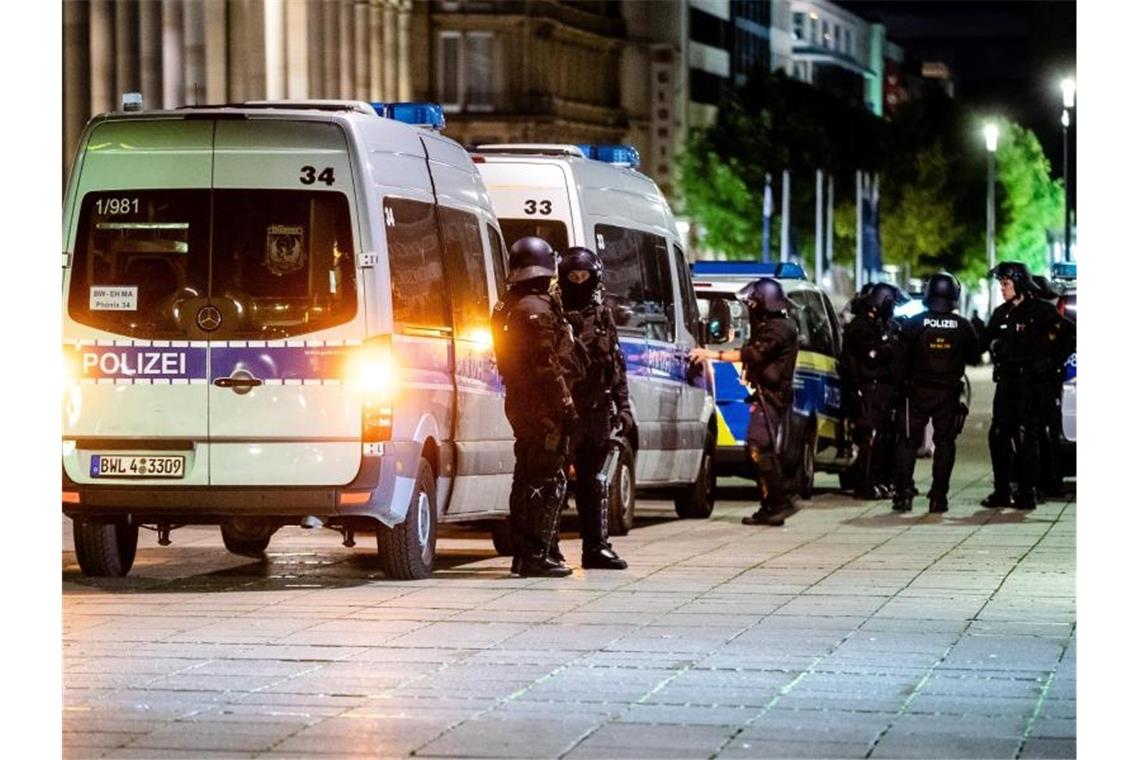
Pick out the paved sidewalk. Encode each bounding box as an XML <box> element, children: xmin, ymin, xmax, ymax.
<box><xmin>63</xmin><ymin>370</ymin><xmax>1076</xmax><ymax>758</ymax></box>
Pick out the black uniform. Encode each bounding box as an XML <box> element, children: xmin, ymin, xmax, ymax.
<box><xmin>562</xmin><ymin>299</ymin><xmax>631</xmax><ymax>567</ymax></box>
<box><xmin>893</xmin><ymin>311</ymin><xmax>978</xmax><ymax>511</ymax></box>
<box><xmin>740</xmin><ymin>312</ymin><xmax>799</xmax><ymax>519</ymax></box>
<box><xmin>979</xmin><ymin>296</ymin><xmax>1068</xmax><ymax>506</ymax></box>
<box><xmin>492</xmin><ymin>279</ymin><xmax>582</xmax><ymax>574</ymax></box>
<box><xmin>842</xmin><ymin>312</ymin><xmax>902</xmax><ymax>497</ymax></box>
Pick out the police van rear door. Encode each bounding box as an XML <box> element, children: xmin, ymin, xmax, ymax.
<box><xmin>64</xmin><ymin>119</ymin><xmax>214</xmax><ymax>487</ymax></box>
<box><xmin>207</xmin><ymin>119</ymin><xmax>364</xmax><ymax>486</ymax></box>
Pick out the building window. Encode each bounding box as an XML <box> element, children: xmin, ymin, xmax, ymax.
<box><xmin>810</xmin><ymin>16</ymin><xmax>819</xmax><ymax>45</ymax></box>
<box><xmin>792</xmin><ymin>12</ymin><xmax>804</xmax><ymax>41</ymax></box>
<box><xmin>436</xmin><ymin>31</ymin><xmax>497</xmax><ymax>113</ymax></box>
<box><xmin>845</xmin><ymin>29</ymin><xmax>853</xmax><ymax>56</ymax></box>
<box><xmin>822</xmin><ymin>20</ymin><xmax>830</xmax><ymax>47</ymax></box>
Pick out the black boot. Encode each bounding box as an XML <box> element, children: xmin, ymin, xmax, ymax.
<box><xmin>1013</xmin><ymin>489</ymin><xmax>1037</xmax><ymax>510</ymax></box>
<box><xmin>518</xmin><ymin>475</ymin><xmax>572</xmax><ymax>578</ymax></box>
<box><xmin>745</xmin><ymin>452</ymin><xmax>792</xmax><ymax>526</ymax></box>
<box><xmin>892</xmin><ymin>494</ymin><xmax>913</xmax><ymax>512</ymax></box>
<box><xmin>580</xmin><ymin>479</ymin><xmax>627</xmax><ymax>569</ymax></box>
<box><xmin>981</xmin><ymin>491</ymin><xmax>1011</xmax><ymax>508</ymax></box>
<box><xmin>742</xmin><ymin>508</ymin><xmax>786</xmax><ymax>526</ymax></box>
<box><xmin>928</xmin><ymin>494</ymin><xmax>948</xmax><ymax>513</ymax></box>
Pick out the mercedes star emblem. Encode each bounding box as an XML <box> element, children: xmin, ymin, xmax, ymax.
<box><xmin>196</xmin><ymin>305</ymin><xmax>223</xmax><ymax>332</ymax></box>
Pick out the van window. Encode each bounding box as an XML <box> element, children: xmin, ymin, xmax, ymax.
<box><xmin>672</xmin><ymin>245</ymin><xmax>701</xmax><ymax>341</ymax></box>
<box><xmin>487</xmin><ymin>223</ymin><xmax>507</xmax><ymax>296</ymax></box>
<box><xmin>68</xmin><ymin>190</ymin><xmax>210</xmax><ymax>339</ymax></box>
<box><xmin>68</xmin><ymin>189</ymin><xmax>357</xmax><ymax>340</ymax></box>
<box><xmin>595</xmin><ymin>224</ymin><xmax>674</xmax><ymax>342</ymax></box>
<box><xmin>499</xmin><ymin>219</ymin><xmax>569</xmax><ymax>253</ymax></box>
<box><xmin>384</xmin><ymin>197</ymin><xmax>450</xmax><ymax>330</ymax></box>
<box><xmin>439</xmin><ymin>206</ymin><xmax>491</xmax><ymax>339</ymax></box>
<box><xmin>211</xmin><ymin>190</ymin><xmax>357</xmax><ymax>339</ymax></box>
<box><xmin>788</xmin><ymin>290</ymin><xmax>835</xmax><ymax>355</ymax></box>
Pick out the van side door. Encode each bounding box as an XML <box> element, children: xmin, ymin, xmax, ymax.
<box><xmin>669</xmin><ymin>244</ymin><xmax>711</xmax><ymax>482</ymax></box>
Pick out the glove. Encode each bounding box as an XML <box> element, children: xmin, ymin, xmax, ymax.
<box><xmin>618</xmin><ymin>408</ymin><xmax>635</xmax><ymax>439</ymax></box>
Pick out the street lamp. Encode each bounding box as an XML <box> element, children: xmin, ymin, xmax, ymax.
<box><xmin>984</xmin><ymin>123</ymin><xmax>999</xmax><ymax>315</ymax></box>
<box><xmin>1060</xmin><ymin>77</ymin><xmax>1076</xmax><ymax>261</ymax></box>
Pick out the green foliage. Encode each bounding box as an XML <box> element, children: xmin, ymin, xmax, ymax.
<box><xmin>677</xmin><ymin>73</ymin><xmax>1063</xmax><ymax>286</ymax></box>
<box><xmin>994</xmin><ymin>118</ymin><xmax>1065</xmax><ymax>273</ymax></box>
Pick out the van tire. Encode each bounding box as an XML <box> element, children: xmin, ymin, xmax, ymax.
<box><xmin>377</xmin><ymin>458</ymin><xmax>437</xmax><ymax>580</ymax></box>
<box><xmin>608</xmin><ymin>443</ymin><xmax>636</xmax><ymax>536</ymax></box>
<box><xmin>73</xmin><ymin>519</ymin><xmax>139</xmax><ymax>578</ymax></box>
<box><xmin>674</xmin><ymin>430</ymin><xmax>716</xmax><ymax>519</ymax></box>
<box><xmin>220</xmin><ymin>522</ymin><xmax>275</xmax><ymax>558</ymax></box>
<box><xmin>490</xmin><ymin>520</ymin><xmax>514</xmax><ymax>556</ymax></box>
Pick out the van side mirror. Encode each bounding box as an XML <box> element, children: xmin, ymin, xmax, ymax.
<box><xmin>702</xmin><ymin>298</ymin><xmax>732</xmax><ymax>345</ymax></box>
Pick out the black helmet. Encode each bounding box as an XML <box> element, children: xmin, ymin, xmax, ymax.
<box><xmin>1032</xmin><ymin>275</ymin><xmax>1060</xmax><ymax>300</ymax></box>
<box><xmin>924</xmin><ymin>272</ymin><xmax>961</xmax><ymax>313</ymax></box>
<box><xmin>508</xmin><ymin>236</ymin><xmax>557</xmax><ymax>283</ymax></box>
<box><xmin>557</xmin><ymin>246</ymin><xmax>602</xmax><ymax>281</ymax></box>
<box><xmin>989</xmin><ymin>261</ymin><xmax>1034</xmax><ymax>296</ymax></box>
<box><xmin>866</xmin><ymin>282</ymin><xmax>902</xmax><ymax>317</ymax></box>
<box><xmin>736</xmin><ymin>277</ymin><xmax>792</xmax><ymax>314</ymax></box>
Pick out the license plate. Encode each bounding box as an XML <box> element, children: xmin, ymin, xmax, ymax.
<box><xmin>90</xmin><ymin>454</ymin><xmax>185</xmax><ymax>479</ymax></box>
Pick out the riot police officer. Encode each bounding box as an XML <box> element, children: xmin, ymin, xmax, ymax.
<box><xmin>492</xmin><ymin>237</ymin><xmax>582</xmax><ymax>577</ymax></box>
<box><xmin>892</xmin><ymin>273</ymin><xmax>978</xmax><ymax>513</ymax></box>
<box><xmin>554</xmin><ymin>247</ymin><xmax>630</xmax><ymax>570</ymax></box>
<box><xmin>841</xmin><ymin>282</ymin><xmax>904</xmax><ymax>499</ymax></box>
<box><xmin>692</xmin><ymin>278</ymin><xmax>799</xmax><ymax>526</ymax></box>
<box><xmin>979</xmin><ymin>262</ymin><xmax>1068</xmax><ymax>509</ymax></box>
<box><xmin>1029</xmin><ymin>275</ymin><xmax>1076</xmax><ymax>499</ymax></box>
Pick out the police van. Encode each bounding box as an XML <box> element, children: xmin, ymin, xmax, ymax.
<box><xmin>471</xmin><ymin>144</ymin><xmax>718</xmax><ymax>520</ymax></box>
<box><xmin>63</xmin><ymin>99</ymin><xmax>520</xmax><ymax>579</ymax></box>
<box><xmin>690</xmin><ymin>261</ymin><xmax>852</xmax><ymax>497</ymax></box>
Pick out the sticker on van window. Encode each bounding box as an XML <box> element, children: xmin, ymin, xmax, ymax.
<box><xmin>265</xmin><ymin>225</ymin><xmax>306</xmax><ymax>276</ymax></box>
<box><xmin>596</xmin><ymin>233</ymin><xmax>606</xmax><ymax>251</ymax></box>
<box><xmin>89</xmin><ymin>286</ymin><xmax>138</xmax><ymax>311</ymax></box>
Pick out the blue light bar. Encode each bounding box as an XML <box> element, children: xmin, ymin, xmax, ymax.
<box><xmin>371</xmin><ymin>102</ymin><xmax>445</xmax><ymax>131</ymax></box>
<box><xmin>577</xmin><ymin>144</ymin><xmax>640</xmax><ymax>168</ymax></box>
<box><xmin>690</xmin><ymin>261</ymin><xmax>806</xmax><ymax>280</ymax></box>
<box><xmin>1051</xmin><ymin>261</ymin><xmax>1077</xmax><ymax>281</ymax></box>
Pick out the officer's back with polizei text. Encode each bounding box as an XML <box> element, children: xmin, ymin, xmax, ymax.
<box><xmin>899</xmin><ymin>311</ymin><xmax>978</xmax><ymax>386</ymax></box>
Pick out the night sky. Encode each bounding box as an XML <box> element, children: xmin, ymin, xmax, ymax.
<box><xmin>837</xmin><ymin>0</ymin><xmax>1076</xmax><ymax>178</ymax></box>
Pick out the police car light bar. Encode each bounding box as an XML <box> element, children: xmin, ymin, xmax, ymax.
<box><xmin>1051</xmin><ymin>261</ymin><xmax>1077</xmax><ymax>281</ymax></box>
<box><xmin>690</xmin><ymin>261</ymin><xmax>807</xmax><ymax>280</ymax></box>
<box><xmin>371</xmin><ymin>102</ymin><xmax>446</xmax><ymax>131</ymax></box>
<box><xmin>577</xmin><ymin>144</ymin><xmax>640</xmax><ymax>169</ymax></box>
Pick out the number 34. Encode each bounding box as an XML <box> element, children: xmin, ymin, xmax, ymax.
<box><xmin>524</xmin><ymin>199</ymin><xmax>552</xmax><ymax>215</ymax></box>
<box><xmin>300</xmin><ymin>166</ymin><xmax>336</xmax><ymax>186</ymax></box>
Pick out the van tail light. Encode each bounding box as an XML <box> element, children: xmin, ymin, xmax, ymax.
<box><xmin>351</xmin><ymin>336</ymin><xmax>396</xmax><ymax>443</ymax></box>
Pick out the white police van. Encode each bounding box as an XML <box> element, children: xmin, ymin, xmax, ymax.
<box><xmin>63</xmin><ymin>99</ymin><xmax>518</xmax><ymax>579</ymax></box>
<box><xmin>472</xmin><ymin>144</ymin><xmax>718</xmax><ymax>521</ymax></box>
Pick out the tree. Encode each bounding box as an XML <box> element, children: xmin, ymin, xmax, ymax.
<box><xmin>994</xmin><ymin>118</ymin><xmax>1065</xmax><ymax>273</ymax></box>
<box><xmin>879</xmin><ymin>141</ymin><xmax>965</xmax><ymax>275</ymax></box>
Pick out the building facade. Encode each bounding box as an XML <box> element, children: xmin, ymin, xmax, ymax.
<box><xmin>62</xmin><ymin>0</ymin><xmax>417</xmax><ymax>183</ymax></box>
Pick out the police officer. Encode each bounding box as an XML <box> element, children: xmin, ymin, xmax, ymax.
<box><xmin>892</xmin><ymin>273</ymin><xmax>978</xmax><ymax>513</ymax></box>
<box><xmin>978</xmin><ymin>262</ymin><xmax>1068</xmax><ymax>509</ymax></box>
<box><xmin>692</xmin><ymin>278</ymin><xmax>799</xmax><ymax>526</ymax></box>
<box><xmin>492</xmin><ymin>237</ymin><xmax>582</xmax><ymax>577</ymax></box>
<box><xmin>1029</xmin><ymin>275</ymin><xmax>1076</xmax><ymax>499</ymax></box>
<box><xmin>554</xmin><ymin>247</ymin><xmax>631</xmax><ymax>570</ymax></box>
<box><xmin>841</xmin><ymin>282</ymin><xmax>904</xmax><ymax>499</ymax></box>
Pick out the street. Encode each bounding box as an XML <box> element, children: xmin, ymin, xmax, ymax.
<box><xmin>62</xmin><ymin>367</ymin><xmax>1076</xmax><ymax>759</ymax></box>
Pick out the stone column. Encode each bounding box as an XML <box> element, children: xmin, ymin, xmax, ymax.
<box><xmin>182</xmin><ymin>0</ymin><xmax>207</xmax><ymax>105</ymax></box>
<box><xmin>307</xmin><ymin>0</ymin><xmax>325</xmax><ymax>99</ymax></box>
<box><xmin>369</xmin><ymin>0</ymin><xmax>383</xmax><ymax>100</ymax></box>
<box><xmin>322</xmin><ymin>0</ymin><xmax>340</xmax><ymax>97</ymax></box>
<box><xmin>89</xmin><ymin>0</ymin><xmax>115</xmax><ymax>115</ymax></box>
<box><xmin>204</xmin><ymin>0</ymin><xmax>228</xmax><ymax>102</ymax></box>
<box><xmin>396</xmin><ymin>0</ymin><xmax>411</xmax><ymax>100</ymax></box>
<box><xmin>114</xmin><ymin>0</ymin><xmax>140</xmax><ymax>99</ymax></box>
<box><xmin>285</xmin><ymin>0</ymin><xmax>308</xmax><ymax>98</ymax></box>
<box><xmin>382</xmin><ymin>0</ymin><xmax>397</xmax><ymax>100</ymax></box>
<box><xmin>63</xmin><ymin>0</ymin><xmax>90</xmax><ymax>186</ymax></box>
<box><xmin>264</xmin><ymin>0</ymin><xmax>285</xmax><ymax>98</ymax></box>
<box><xmin>338</xmin><ymin>0</ymin><xmax>354</xmax><ymax>98</ymax></box>
<box><xmin>162</xmin><ymin>0</ymin><xmax>184</xmax><ymax>108</ymax></box>
<box><xmin>354</xmin><ymin>0</ymin><xmax>369</xmax><ymax>101</ymax></box>
<box><xmin>138</xmin><ymin>0</ymin><xmax>163</xmax><ymax>108</ymax></box>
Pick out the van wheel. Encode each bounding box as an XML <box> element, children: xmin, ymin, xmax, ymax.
<box><xmin>377</xmin><ymin>458</ymin><xmax>437</xmax><ymax>580</ymax></box>
<box><xmin>798</xmin><ymin>424</ymin><xmax>817</xmax><ymax>500</ymax></box>
<box><xmin>674</xmin><ymin>430</ymin><xmax>716</xmax><ymax>519</ymax></box>
<box><xmin>220</xmin><ymin>521</ymin><xmax>276</xmax><ymax>558</ymax></box>
<box><xmin>490</xmin><ymin>520</ymin><xmax>514</xmax><ymax>556</ymax></box>
<box><xmin>73</xmin><ymin>519</ymin><xmax>139</xmax><ymax>577</ymax></box>
<box><xmin>608</xmin><ymin>443</ymin><xmax>636</xmax><ymax>536</ymax></box>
